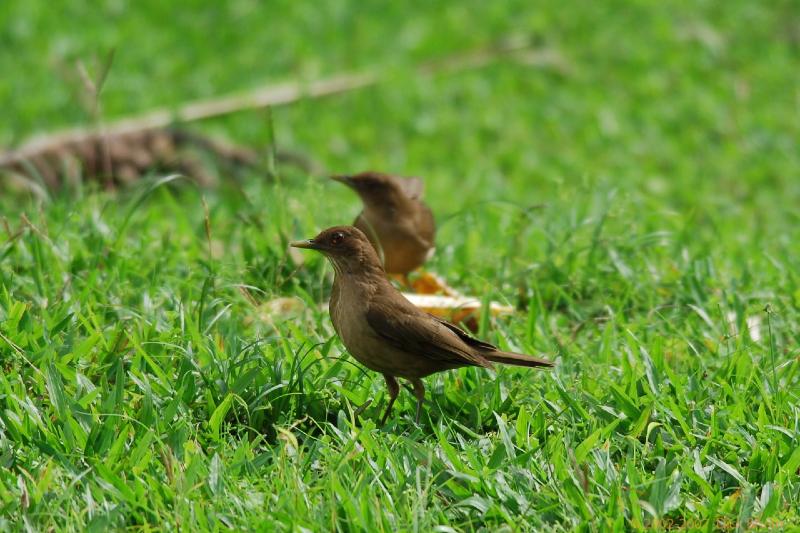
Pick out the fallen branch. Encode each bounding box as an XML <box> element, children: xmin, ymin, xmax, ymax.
<box><xmin>0</xmin><ymin>72</ymin><xmax>377</xmax><ymax>167</ymax></box>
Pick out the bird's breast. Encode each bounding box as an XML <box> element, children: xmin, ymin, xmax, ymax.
<box><xmin>329</xmin><ymin>277</ymin><xmax>370</xmax><ymax>347</ymax></box>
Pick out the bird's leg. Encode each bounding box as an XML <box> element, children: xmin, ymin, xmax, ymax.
<box><xmin>409</xmin><ymin>378</ymin><xmax>426</xmax><ymax>423</ymax></box>
<box><xmin>379</xmin><ymin>375</ymin><xmax>400</xmax><ymax>426</ymax></box>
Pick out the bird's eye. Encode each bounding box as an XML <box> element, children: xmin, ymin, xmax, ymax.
<box><xmin>330</xmin><ymin>232</ymin><xmax>345</xmax><ymax>245</ymax></box>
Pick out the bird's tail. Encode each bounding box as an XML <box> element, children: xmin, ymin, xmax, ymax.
<box><xmin>483</xmin><ymin>350</ymin><xmax>554</xmax><ymax>368</ymax></box>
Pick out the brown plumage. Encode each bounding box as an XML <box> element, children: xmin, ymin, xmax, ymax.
<box><xmin>331</xmin><ymin>171</ymin><xmax>435</xmax><ymax>276</ymax></box>
<box><xmin>290</xmin><ymin>226</ymin><xmax>554</xmax><ymax>425</ymax></box>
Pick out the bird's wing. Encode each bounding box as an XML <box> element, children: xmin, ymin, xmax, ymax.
<box><xmin>432</xmin><ymin>315</ymin><xmax>554</xmax><ymax>368</ymax></box>
<box><xmin>432</xmin><ymin>316</ymin><xmax>498</xmax><ymax>351</ymax></box>
<box><xmin>435</xmin><ymin>315</ymin><xmax>554</xmax><ymax>368</ymax></box>
<box><xmin>365</xmin><ymin>297</ymin><xmax>491</xmax><ymax>368</ymax></box>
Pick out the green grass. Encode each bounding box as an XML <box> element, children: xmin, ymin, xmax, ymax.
<box><xmin>2</xmin><ymin>0</ymin><xmax>800</xmax><ymax>530</ymax></box>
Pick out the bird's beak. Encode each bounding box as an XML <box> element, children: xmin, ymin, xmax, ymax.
<box><xmin>331</xmin><ymin>175</ymin><xmax>354</xmax><ymax>187</ymax></box>
<box><xmin>290</xmin><ymin>239</ymin><xmax>317</xmax><ymax>250</ymax></box>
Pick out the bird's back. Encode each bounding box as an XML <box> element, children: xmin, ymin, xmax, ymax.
<box><xmin>355</xmin><ymin>198</ymin><xmax>435</xmax><ymax>274</ymax></box>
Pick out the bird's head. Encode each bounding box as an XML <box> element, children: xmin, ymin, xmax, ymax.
<box><xmin>290</xmin><ymin>226</ymin><xmax>383</xmax><ymax>275</ymax></box>
<box><xmin>331</xmin><ymin>171</ymin><xmax>413</xmax><ymax>211</ymax></box>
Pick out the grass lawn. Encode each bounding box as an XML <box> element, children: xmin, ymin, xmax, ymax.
<box><xmin>1</xmin><ymin>0</ymin><xmax>799</xmax><ymax>530</ymax></box>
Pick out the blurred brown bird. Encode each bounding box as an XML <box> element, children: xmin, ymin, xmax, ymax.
<box><xmin>331</xmin><ymin>171</ymin><xmax>435</xmax><ymax>277</ymax></box>
<box><xmin>291</xmin><ymin>226</ymin><xmax>554</xmax><ymax>425</ymax></box>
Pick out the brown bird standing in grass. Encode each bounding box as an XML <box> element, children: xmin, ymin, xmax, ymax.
<box><xmin>331</xmin><ymin>172</ymin><xmax>435</xmax><ymax>279</ymax></box>
<box><xmin>291</xmin><ymin>226</ymin><xmax>554</xmax><ymax>425</ymax></box>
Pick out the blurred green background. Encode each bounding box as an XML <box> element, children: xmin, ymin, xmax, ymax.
<box><xmin>4</xmin><ymin>1</ymin><xmax>798</xmax><ymax>206</ymax></box>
